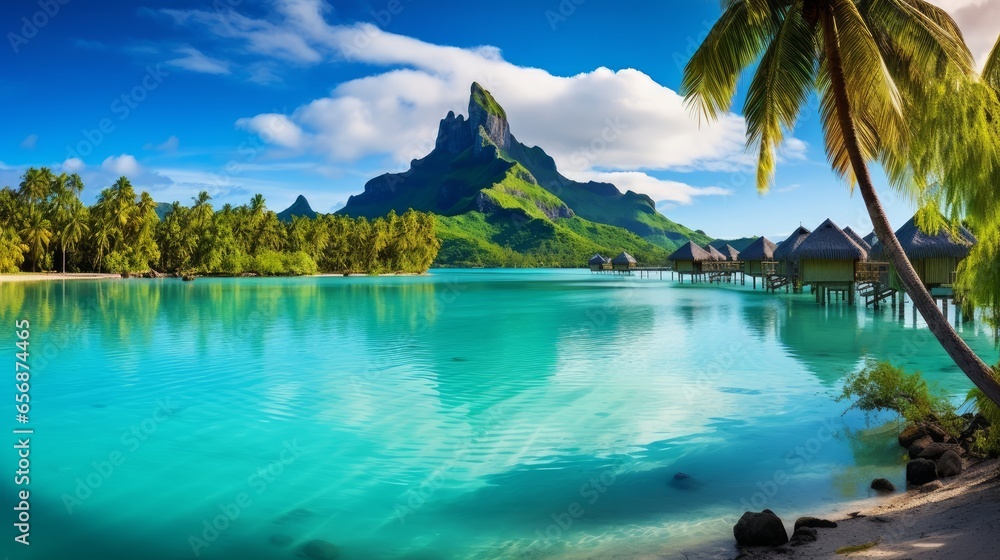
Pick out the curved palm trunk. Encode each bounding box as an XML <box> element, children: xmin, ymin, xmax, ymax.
<box><xmin>821</xmin><ymin>6</ymin><xmax>1000</xmax><ymax>405</ymax></box>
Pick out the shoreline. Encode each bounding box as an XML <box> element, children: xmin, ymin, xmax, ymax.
<box><xmin>0</xmin><ymin>272</ymin><xmax>123</xmax><ymax>284</ymax></box>
<box><xmin>0</xmin><ymin>271</ymin><xmax>430</xmax><ymax>284</ymax></box>
<box><xmin>730</xmin><ymin>456</ymin><xmax>1000</xmax><ymax>559</ymax></box>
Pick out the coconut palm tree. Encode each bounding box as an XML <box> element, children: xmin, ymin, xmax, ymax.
<box><xmin>18</xmin><ymin>167</ymin><xmax>53</xmax><ymax>205</ymax></box>
<box><xmin>683</xmin><ymin>0</ymin><xmax>1000</xmax><ymax>404</ymax></box>
<box><xmin>60</xmin><ymin>206</ymin><xmax>89</xmax><ymax>273</ymax></box>
<box><xmin>19</xmin><ymin>206</ymin><xmax>52</xmax><ymax>272</ymax></box>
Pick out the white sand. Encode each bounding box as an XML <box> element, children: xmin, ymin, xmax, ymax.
<box><xmin>0</xmin><ymin>272</ymin><xmax>122</xmax><ymax>283</ymax></box>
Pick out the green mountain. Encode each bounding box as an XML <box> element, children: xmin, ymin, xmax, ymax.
<box><xmin>277</xmin><ymin>195</ymin><xmax>318</xmax><ymax>222</ymax></box>
<box><xmin>709</xmin><ymin>237</ymin><xmax>758</xmax><ymax>252</ymax></box>
<box><xmin>339</xmin><ymin>83</ymin><xmax>711</xmax><ymax>266</ymax></box>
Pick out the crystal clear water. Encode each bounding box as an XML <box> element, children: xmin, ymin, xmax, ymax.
<box><xmin>2</xmin><ymin>269</ymin><xmax>996</xmax><ymax>559</ymax></box>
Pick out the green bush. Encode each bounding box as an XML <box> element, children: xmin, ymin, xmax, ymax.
<box><xmin>252</xmin><ymin>251</ymin><xmax>286</xmax><ymax>276</ymax></box>
<box><xmin>838</xmin><ymin>358</ymin><xmax>960</xmax><ymax>433</ymax></box>
<box><xmin>282</xmin><ymin>251</ymin><xmax>318</xmax><ymax>276</ymax></box>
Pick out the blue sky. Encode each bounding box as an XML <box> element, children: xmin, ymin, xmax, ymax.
<box><xmin>1</xmin><ymin>0</ymin><xmax>996</xmax><ymax>239</ymax></box>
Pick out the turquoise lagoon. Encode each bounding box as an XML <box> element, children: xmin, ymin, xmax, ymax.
<box><xmin>2</xmin><ymin>269</ymin><xmax>997</xmax><ymax>559</ymax></box>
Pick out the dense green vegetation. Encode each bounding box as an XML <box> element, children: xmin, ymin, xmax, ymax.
<box><xmin>0</xmin><ymin>167</ymin><xmax>439</xmax><ymax>276</ymax></box>
<box><xmin>838</xmin><ymin>359</ymin><xmax>957</xmax><ymax>428</ymax></box>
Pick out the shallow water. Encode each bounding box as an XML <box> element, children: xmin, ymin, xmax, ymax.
<box><xmin>1</xmin><ymin>269</ymin><xmax>996</xmax><ymax>559</ymax></box>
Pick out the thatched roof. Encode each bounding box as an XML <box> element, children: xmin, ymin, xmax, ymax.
<box><xmin>739</xmin><ymin>236</ymin><xmax>777</xmax><ymax>261</ymax></box>
<box><xmin>668</xmin><ymin>241</ymin><xmax>712</xmax><ymax>262</ymax></box>
<box><xmin>611</xmin><ymin>251</ymin><xmax>637</xmax><ymax>265</ymax></box>
<box><xmin>773</xmin><ymin>226</ymin><xmax>812</xmax><ymax>261</ymax></box>
<box><xmin>843</xmin><ymin>227</ymin><xmax>871</xmax><ymax>252</ymax></box>
<box><xmin>794</xmin><ymin>219</ymin><xmax>868</xmax><ymax>261</ymax></box>
<box><xmin>705</xmin><ymin>244</ymin><xmax>727</xmax><ymax>261</ymax></box>
<box><xmin>588</xmin><ymin>254</ymin><xmax>608</xmax><ymax>265</ymax></box>
<box><xmin>719</xmin><ymin>244</ymin><xmax>741</xmax><ymax>261</ymax></box>
<box><xmin>862</xmin><ymin>231</ymin><xmax>877</xmax><ymax>247</ymax></box>
<box><xmin>870</xmin><ymin>215</ymin><xmax>976</xmax><ymax>260</ymax></box>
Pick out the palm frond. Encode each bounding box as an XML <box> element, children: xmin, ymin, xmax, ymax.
<box><xmin>816</xmin><ymin>0</ymin><xmax>907</xmax><ymax>188</ymax></box>
<box><xmin>985</xmin><ymin>34</ymin><xmax>1000</xmax><ymax>93</ymax></box>
<box><xmin>682</xmin><ymin>0</ymin><xmax>782</xmax><ymax>121</ymax></box>
<box><xmin>744</xmin><ymin>1</ymin><xmax>817</xmax><ymax>192</ymax></box>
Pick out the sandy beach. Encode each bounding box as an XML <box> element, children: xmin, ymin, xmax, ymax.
<box><xmin>0</xmin><ymin>272</ymin><xmax>123</xmax><ymax>283</ymax></box>
<box><xmin>735</xmin><ymin>457</ymin><xmax>1000</xmax><ymax>559</ymax></box>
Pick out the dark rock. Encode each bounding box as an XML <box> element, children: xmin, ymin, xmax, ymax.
<box><xmin>435</xmin><ymin>110</ymin><xmax>474</xmax><ymax>154</ymax></box>
<box><xmin>300</xmin><ymin>539</ymin><xmax>340</xmax><ymax>560</ymax></box>
<box><xmin>789</xmin><ymin>526</ymin><xmax>818</xmax><ymax>546</ymax></box>
<box><xmin>270</xmin><ymin>534</ymin><xmax>292</xmax><ymax>546</ymax></box>
<box><xmin>906</xmin><ymin>458</ymin><xmax>938</xmax><ymax>485</ymax></box>
<box><xmin>673</xmin><ymin>472</ymin><xmax>691</xmax><ymax>480</ymax></box>
<box><xmin>926</xmin><ymin>423</ymin><xmax>951</xmax><ymax>443</ymax></box>
<box><xmin>734</xmin><ymin>510</ymin><xmax>789</xmax><ymax>547</ymax></box>
<box><xmin>898</xmin><ymin>424</ymin><xmax>928</xmax><ymax>448</ymax></box>
<box><xmin>916</xmin><ymin>442</ymin><xmax>964</xmax><ymax>461</ymax></box>
<box><xmin>182</xmin><ymin>274</ymin><xmax>195</xmax><ymax>282</ymax></box>
<box><xmin>793</xmin><ymin>517</ymin><xmax>837</xmax><ymax>531</ymax></box>
<box><xmin>872</xmin><ymin>516</ymin><xmax>891</xmax><ymax>523</ymax></box>
<box><xmin>935</xmin><ymin>450</ymin><xmax>963</xmax><ymax>478</ymax></box>
<box><xmin>907</xmin><ymin>435</ymin><xmax>935</xmax><ymax>458</ymax></box>
<box><xmin>871</xmin><ymin>478</ymin><xmax>895</xmax><ymax>493</ymax></box>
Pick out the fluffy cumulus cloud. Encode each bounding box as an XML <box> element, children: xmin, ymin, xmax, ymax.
<box><xmin>61</xmin><ymin>158</ymin><xmax>85</xmax><ymax>172</ymax></box>
<box><xmin>928</xmin><ymin>0</ymin><xmax>1000</xmax><ymax>69</ymax></box>
<box><xmin>167</xmin><ymin>0</ymin><xmax>758</xmax><ymax>205</ymax></box>
<box><xmin>101</xmin><ymin>154</ymin><xmax>143</xmax><ymax>176</ymax></box>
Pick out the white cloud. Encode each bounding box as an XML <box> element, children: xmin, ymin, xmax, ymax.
<box><xmin>101</xmin><ymin>154</ymin><xmax>142</xmax><ymax>176</ymax></box>
<box><xmin>166</xmin><ymin>46</ymin><xmax>231</xmax><ymax>75</ymax></box>
<box><xmin>20</xmin><ymin>134</ymin><xmax>37</xmax><ymax>149</ymax></box>
<box><xmin>570</xmin><ymin>171</ymin><xmax>732</xmax><ymax>205</ymax></box>
<box><xmin>62</xmin><ymin>158</ymin><xmax>85</xmax><ymax>172</ymax></box>
<box><xmin>168</xmin><ymin>2</ymin><xmax>751</xmax><ymax>177</ymax></box>
<box><xmin>144</xmin><ymin>135</ymin><xmax>180</xmax><ymax>151</ymax></box>
<box><xmin>928</xmin><ymin>0</ymin><xmax>1000</xmax><ymax>69</ymax></box>
<box><xmin>235</xmin><ymin>114</ymin><xmax>304</xmax><ymax>148</ymax></box>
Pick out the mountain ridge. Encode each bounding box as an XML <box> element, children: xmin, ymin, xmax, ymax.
<box><xmin>339</xmin><ymin>82</ymin><xmax>711</xmax><ymax>265</ymax></box>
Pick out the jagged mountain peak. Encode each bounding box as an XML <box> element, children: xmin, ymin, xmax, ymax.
<box><xmin>339</xmin><ymin>82</ymin><xmax>711</xmax><ymax>253</ymax></box>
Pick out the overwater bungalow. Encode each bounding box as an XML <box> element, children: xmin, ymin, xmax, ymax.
<box><xmin>668</xmin><ymin>242</ymin><xmax>713</xmax><ymax>283</ymax></box>
<box><xmin>794</xmin><ymin>218</ymin><xmax>868</xmax><ymax>304</ymax></box>
<box><xmin>588</xmin><ymin>254</ymin><xmax>610</xmax><ymax>272</ymax></box>
<box><xmin>705</xmin><ymin>244</ymin><xmax>727</xmax><ymax>261</ymax></box>
<box><xmin>870</xmin><ymin>214</ymin><xmax>976</xmax><ymax>292</ymax></box>
<box><xmin>769</xmin><ymin>226</ymin><xmax>811</xmax><ymax>291</ymax></box>
<box><xmin>740</xmin><ymin>236</ymin><xmax>777</xmax><ymax>289</ymax></box>
<box><xmin>718</xmin><ymin>244</ymin><xmax>741</xmax><ymax>261</ymax></box>
<box><xmin>611</xmin><ymin>251</ymin><xmax>637</xmax><ymax>272</ymax></box>
<box><xmin>843</xmin><ymin>226</ymin><xmax>872</xmax><ymax>254</ymax></box>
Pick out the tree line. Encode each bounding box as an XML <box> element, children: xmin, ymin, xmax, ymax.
<box><xmin>0</xmin><ymin>168</ymin><xmax>440</xmax><ymax>276</ymax></box>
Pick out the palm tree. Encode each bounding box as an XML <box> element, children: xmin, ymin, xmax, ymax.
<box><xmin>18</xmin><ymin>167</ymin><xmax>53</xmax><ymax>205</ymax></box>
<box><xmin>19</xmin><ymin>207</ymin><xmax>52</xmax><ymax>272</ymax></box>
<box><xmin>683</xmin><ymin>0</ymin><xmax>1000</xmax><ymax>404</ymax></box>
<box><xmin>60</xmin><ymin>207</ymin><xmax>89</xmax><ymax>273</ymax></box>
<box><xmin>190</xmin><ymin>191</ymin><xmax>214</xmax><ymax>230</ymax></box>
